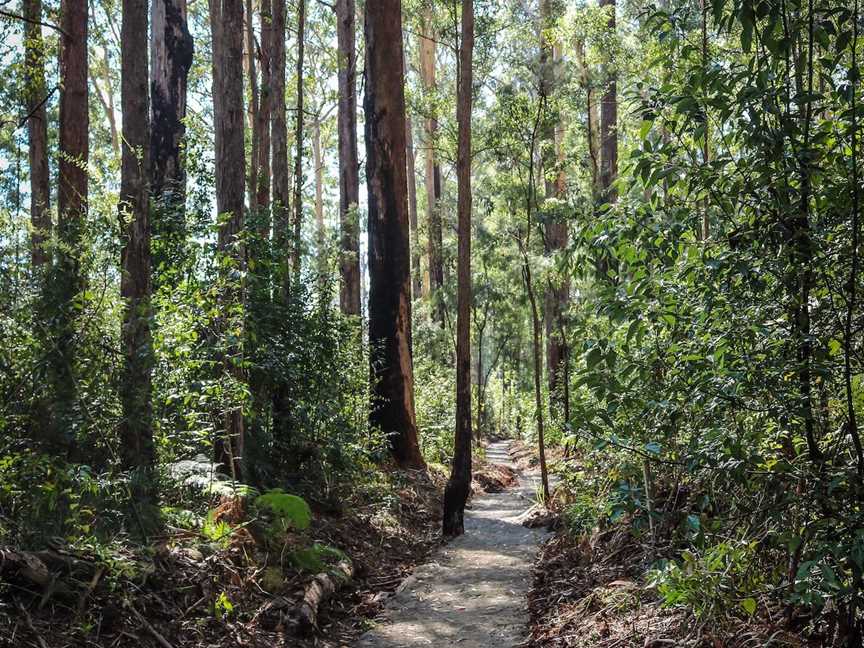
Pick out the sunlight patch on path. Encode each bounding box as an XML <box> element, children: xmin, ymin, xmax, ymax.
<box><xmin>354</xmin><ymin>441</ymin><xmax>549</xmax><ymax>648</ymax></box>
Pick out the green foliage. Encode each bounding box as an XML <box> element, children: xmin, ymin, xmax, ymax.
<box><xmin>290</xmin><ymin>543</ymin><xmax>346</xmax><ymax>573</ymax></box>
<box><xmin>254</xmin><ymin>489</ymin><xmax>311</xmax><ymax>532</ymax></box>
<box><xmin>648</xmin><ymin>542</ymin><xmax>762</xmax><ymax>621</ymax></box>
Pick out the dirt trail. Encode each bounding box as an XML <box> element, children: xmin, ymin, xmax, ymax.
<box><xmin>355</xmin><ymin>441</ymin><xmax>549</xmax><ymax>648</ymax></box>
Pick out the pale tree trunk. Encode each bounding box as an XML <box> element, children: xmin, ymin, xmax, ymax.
<box><xmin>292</xmin><ymin>0</ymin><xmax>306</xmax><ymax>276</ymax></box>
<box><xmin>313</xmin><ymin>116</ymin><xmax>326</xmax><ymax>280</ymax></box>
<box><xmin>93</xmin><ymin>51</ymin><xmax>120</xmax><ymax>159</ymax></box>
<box><xmin>406</xmin><ymin>114</ymin><xmax>423</xmax><ymax>300</ymax></box>
<box><xmin>419</xmin><ymin>9</ymin><xmax>444</xmax><ymax>323</ymax></box>
<box><xmin>272</xmin><ymin>0</ymin><xmax>291</xmax><ymax>298</ymax></box>
<box><xmin>50</xmin><ymin>0</ymin><xmax>89</xmax><ymax>452</ymax></box>
<box><xmin>336</xmin><ymin>0</ymin><xmax>361</xmax><ymax>315</ymax></box>
<box><xmin>150</xmin><ymin>0</ymin><xmax>193</xmax><ymax>275</ymax></box>
<box><xmin>119</xmin><ymin>0</ymin><xmax>155</xmax><ymax>507</ymax></box>
<box><xmin>364</xmin><ymin>0</ymin><xmax>426</xmax><ymax>469</ymax></box>
<box><xmin>443</xmin><ymin>0</ymin><xmax>474</xmax><ymax>538</ymax></box>
<box><xmin>24</xmin><ymin>0</ymin><xmax>51</xmax><ymax>269</ymax></box>
<box><xmin>209</xmin><ymin>0</ymin><xmax>246</xmax><ymax>480</ymax></box>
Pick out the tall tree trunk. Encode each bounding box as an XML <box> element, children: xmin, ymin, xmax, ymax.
<box><xmin>419</xmin><ymin>9</ymin><xmax>444</xmax><ymax>324</ymax></box>
<box><xmin>119</xmin><ymin>0</ymin><xmax>154</xmax><ymax>508</ymax></box>
<box><xmin>248</xmin><ymin>0</ymin><xmax>273</xmax><ymax>467</ymax></box>
<box><xmin>313</xmin><ymin>116</ymin><xmax>325</xmax><ymax>280</ymax></box>
<box><xmin>524</xmin><ymin>258</ymin><xmax>550</xmax><ymax>502</ymax></box>
<box><xmin>336</xmin><ymin>0</ymin><xmax>361</xmax><ymax>315</ymax></box>
<box><xmin>150</xmin><ymin>0</ymin><xmax>193</xmax><ymax>277</ymax></box>
<box><xmin>574</xmin><ymin>37</ymin><xmax>600</xmax><ymax>197</ymax></box>
<box><xmin>443</xmin><ymin>0</ymin><xmax>474</xmax><ymax>538</ymax></box>
<box><xmin>256</xmin><ymin>0</ymin><xmax>272</xmax><ymax>213</ymax></box>
<box><xmin>209</xmin><ymin>0</ymin><xmax>246</xmax><ymax>480</ymax></box>
<box><xmin>270</xmin><ymin>0</ymin><xmax>293</xmax><ymax>444</ymax></box>
<box><xmin>24</xmin><ymin>0</ymin><xmax>51</xmax><ymax>269</ymax></box>
<box><xmin>599</xmin><ymin>0</ymin><xmax>617</xmax><ymax>204</ymax></box>
<box><xmin>291</xmin><ymin>0</ymin><xmax>306</xmax><ymax>276</ymax></box>
<box><xmin>272</xmin><ymin>0</ymin><xmax>290</xmax><ymax>298</ymax></box>
<box><xmin>94</xmin><ymin>52</ymin><xmax>121</xmax><ymax>159</ymax></box>
<box><xmin>539</xmin><ymin>0</ymin><xmax>568</xmax><ymax>418</ymax></box>
<box><xmin>406</xmin><ymin>115</ymin><xmax>423</xmax><ymax>300</ymax></box>
<box><xmin>245</xmin><ymin>0</ymin><xmax>259</xmax><ymax>210</ymax></box>
<box><xmin>50</xmin><ymin>0</ymin><xmax>89</xmax><ymax>452</ymax></box>
<box><xmin>364</xmin><ymin>0</ymin><xmax>426</xmax><ymax>469</ymax></box>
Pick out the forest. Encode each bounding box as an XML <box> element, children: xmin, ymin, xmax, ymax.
<box><xmin>0</xmin><ymin>0</ymin><xmax>863</xmax><ymax>645</ymax></box>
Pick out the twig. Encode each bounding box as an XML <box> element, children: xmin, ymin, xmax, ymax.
<box><xmin>125</xmin><ymin>602</ymin><xmax>175</xmax><ymax>648</ymax></box>
<box><xmin>16</xmin><ymin>601</ymin><xmax>48</xmax><ymax>648</ymax></box>
<box><xmin>0</xmin><ymin>86</ymin><xmax>59</xmax><ymax>132</ymax></box>
<box><xmin>0</xmin><ymin>9</ymin><xmax>68</xmax><ymax>36</ymax></box>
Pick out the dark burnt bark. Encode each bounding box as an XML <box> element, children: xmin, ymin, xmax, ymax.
<box><xmin>119</xmin><ymin>0</ymin><xmax>155</xmax><ymax>505</ymax></box>
<box><xmin>210</xmin><ymin>0</ymin><xmax>246</xmax><ymax>480</ymax></box>
<box><xmin>443</xmin><ymin>0</ymin><xmax>474</xmax><ymax>537</ymax></box>
<box><xmin>24</xmin><ymin>0</ymin><xmax>51</xmax><ymax>269</ymax></box>
<box><xmin>50</xmin><ymin>0</ymin><xmax>89</xmax><ymax>452</ymax></box>
<box><xmin>337</xmin><ymin>0</ymin><xmax>361</xmax><ymax>315</ymax></box>
<box><xmin>150</xmin><ymin>0</ymin><xmax>193</xmax><ymax>276</ymax></box>
<box><xmin>364</xmin><ymin>0</ymin><xmax>426</xmax><ymax>470</ymax></box>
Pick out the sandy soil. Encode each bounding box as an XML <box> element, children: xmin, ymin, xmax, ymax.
<box><xmin>354</xmin><ymin>441</ymin><xmax>549</xmax><ymax>648</ymax></box>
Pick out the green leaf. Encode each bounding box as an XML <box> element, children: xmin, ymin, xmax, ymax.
<box><xmin>740</xmin><ymin>598</ymin><xmax>757</xmax><ymax>615</ymax></box>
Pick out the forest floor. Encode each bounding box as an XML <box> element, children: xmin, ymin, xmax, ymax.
<box><xmin>352</xmin><ymin>441</ymin><xmax>550</xmax><ymax>648</ymax></box>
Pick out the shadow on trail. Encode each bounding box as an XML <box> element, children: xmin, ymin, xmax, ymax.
<box><xmin>355</xmin><ymin>440</ymin><xmax>549</xmax><ymax>648</ymax></box>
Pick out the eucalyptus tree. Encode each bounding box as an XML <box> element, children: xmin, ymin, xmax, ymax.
<box><xmin>209</xmin><ymin>0</ymin><xmax>246</xmax><ymax>480</ymax></box>
<box><xmin>364</xmin><ymin>0</ymin><xmax>426</xmax><ymax>469</ymax></box>
<box><xmin>443</xmin><ymin>0</ymin><xmax>474</xmax><ymax>538</ymax></box>
<box><xmin>50</xmin><ymin>0</ymin><xmax>89</xmax><ymax>452</ymax></box>
<box><xmin>336</xmin><ymin>0</ymin><xmax>361</xmax><ymax>315</ymax></box>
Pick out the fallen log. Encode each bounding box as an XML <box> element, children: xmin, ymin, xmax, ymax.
<box><xmin>295</xmin><ymin>559</ymin><xmax>353</xmax><ymax>634</ymax></box>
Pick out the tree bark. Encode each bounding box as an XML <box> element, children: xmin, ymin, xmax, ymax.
<box><xmin>336</xmin><ymin>0</ymin><xmax>361</xmax><ymax>315</ymax></box>
<box><xmin>364</xmin><ymin>0</ymin><xmax>426</xmax><ymax>470</ymax></box>
<box><xmin>209</xmin><ymin>0</ymin><xmax>246</xmax><ymax>480</ymax></box>
<box><xmin>443</xmin><ymin>0</ymin><xmax>474</xmax><ymax>538</ymax></box>
<box><xmin>599</xmin><ymin>0</ymin><xmax>617</xmax><ymax>204</ymax></box>
<box><xmin>291</xmin><ymin>0</ymin><xmax>306</xmax><ymax>276</ymax></box>
<box><xmin>256</xmin><ymin>0</ymin><xmax>272</xmax><ymax>213</ymax></box>
<box><xmin>150</xmin><ymin>0</ymin><xmax>193</xmax><ymax>276</ymax></box>
<box><xmin>24</xmin><ymin>0</ymin><xmax>51</xmax><ymax>269</ymax></box>
<box><xmin>313</xmin><ymin>115</ymin><xmax>325</xmax><ymax>280</ymax></box>
<box><xmin>50</xmin><ymin>0</ymin><xmax>89</xmax><ymax>452</ymax></box>
<box><xmin>271</xmin><ymin>0</ymin><xmax>290</xmax><ymax>298</ymax></box>
<box><xmin>406</xmin><ymin>114</ymin><xmax>423</xmax><ymax>300</ymax></box>
<box><xmin>245</xmin><ymin>0</ymin><xmax>259</xmax><ymax>210</ymax></box>
<box><xmin>539</xmin><ymin>0</ymin><xmax>568</xmax><ymax>417</ymax></box>
<box><xmin>419</xmin><ymin>9</ymin><xmax>444</xmax><ymax>323</ymax></box>
<box><xmin>119</xmin><ymin>0</ymin><xmax>154</xmax><ymax>506</ymax></box>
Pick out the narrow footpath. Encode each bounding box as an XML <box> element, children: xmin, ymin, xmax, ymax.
<box><xmin>355</xmin><ymin>441</ymin><xmax>549</xmax><ymax>648</ymax></box>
